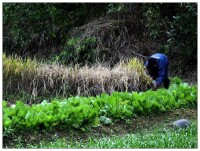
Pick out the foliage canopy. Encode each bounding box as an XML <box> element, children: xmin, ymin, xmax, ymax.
<box><xmin>3</xmin><ymin>3</ymin><xmax>197</xmax><ymax>74</ymax></box>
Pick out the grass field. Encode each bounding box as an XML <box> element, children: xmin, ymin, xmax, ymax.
<box><xmin>15</xmin><ymin>121</ymin><xmax>197</xmax><ymax>149</ymax></box>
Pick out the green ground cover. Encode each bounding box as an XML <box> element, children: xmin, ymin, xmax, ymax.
<box><xmin>16</xmin><ymin>121</ymin><xmax>197</xmax><ymax>149</ymax></box>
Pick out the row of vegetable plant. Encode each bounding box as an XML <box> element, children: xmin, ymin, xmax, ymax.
<box><xmin>3</xmin><ymin>77</ymin><xmax>197</xmax><ymax>134</ymax></box>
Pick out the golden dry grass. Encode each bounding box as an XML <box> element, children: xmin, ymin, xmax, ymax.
<box><xmin>3</xmin><ymin>54</ymin><xmax>38</xmax><ymax>96</ymax></box>
<box><xmin>3</xmin><ymin>54</ymin><xmax>152</xmax><ymax>100</ymax></box>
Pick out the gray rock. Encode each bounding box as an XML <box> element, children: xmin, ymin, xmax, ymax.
<box><xmin>173</xmin><ymin>119</ymin><xmax>191</xmax><ymax>129</ymax></box>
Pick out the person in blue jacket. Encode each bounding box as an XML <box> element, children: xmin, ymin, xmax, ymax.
<box><xmin>145</xmin><ymin>53</ymin><xmax>170</xmax><ymax>90</ymax></box>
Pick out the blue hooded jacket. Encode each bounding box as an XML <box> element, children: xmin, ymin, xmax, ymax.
<box><xmin>145</xmin><ymin>53</ymin><xmax>169</xmax><ymax>85</ymax></box>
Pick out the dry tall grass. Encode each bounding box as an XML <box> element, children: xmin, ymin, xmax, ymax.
<box><xmin>3</xmin><ymin>54</ymin><xmax>152</xmax><ymax>101</ymax></box>
<box><xmin>3</xmin><ymin>54</ymin><xmax>38</xmax><ymax>96</ymax></box>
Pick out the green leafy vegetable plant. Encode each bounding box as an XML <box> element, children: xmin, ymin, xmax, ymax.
<box><xmin>3</xmin><ymin>77</ymin><xmax>197</xmax><ymax>133</ymax></box>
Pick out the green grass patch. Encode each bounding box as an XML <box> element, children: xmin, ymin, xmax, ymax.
<box><xmin>24</xmin><ymin>122</ymin><xmax>197</xmax><ymax>149</ymax></box>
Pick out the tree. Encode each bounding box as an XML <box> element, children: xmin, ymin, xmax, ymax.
<box><xmin>167</xmin><ymin>3</ymin><xmax>197</xmax><ymax>65</ymax></box>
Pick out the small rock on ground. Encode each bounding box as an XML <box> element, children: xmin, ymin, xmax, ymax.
<box><xmin>173</xmin><ymin>119</ymin><xmax>191</xmax><ymax>128</ymax></box>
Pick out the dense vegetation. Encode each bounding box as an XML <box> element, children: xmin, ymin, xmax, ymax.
<box><xmin>3</xmin><ymin>77</ymin><xmax>197</xmax><ymax>135</ymax></box>
<box><xmin>3</xmin><ymin>54</ymin><xmax>151</xmax><ymax>101</ymax></box>
<box><xmin>3</xmin><ymin>3</ymin><xmax>197</xmax><ymax>149</ymax></box>
<box><xmin>3</xmin><ymin>3</ymin><xmax>197</xmax><ymax>68</ymax></box>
